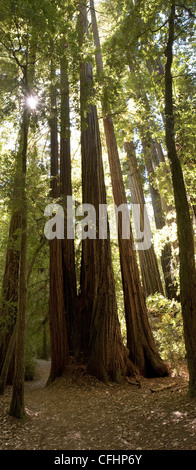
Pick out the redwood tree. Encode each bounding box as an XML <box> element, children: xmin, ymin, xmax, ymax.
<box><xmin>47</xmin><ymin>56</ymin><xmax>69</xmax><ymax>384</ymax></box>
<box><xmin>125</xmin><ymin>140</ymin><xmax>164</xmax><ymax>298</ymax></box>
<box><xmin>0</xmin><ymin>154</ymin><xmax>22</xmax><ymax>384</ymax></box>
<box><xmin>9</xmin><ymin>81</ymin><xmax>30</xmax><ymax>419</ymax></box>
<box><xmin>60</xmin><ymin>45</ymin><xmax>77</xmax><ymax>354</ymax></box>
<box><xmin>142</xmin><ymin>137</ymin><xmax>177</xmax><ymax>300</ymax></box>
<box><xmin>89</xmin><ymin>0</ymin><xmax>168</xmax><ymax>377</ymax></box>
<box><xmin>165</xmin><ymin>1</ymin><xmax>196</xmax><ymax>397</ymax></box>
<box><xmin>78</xmin><ymin>1</ymin><xmax>133</xmax><ymax>382</ymax></box>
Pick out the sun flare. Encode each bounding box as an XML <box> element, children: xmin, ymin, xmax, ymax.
<box><xmin>26</xmin><ymin>95</ymin><xmax>38</xmax><ymax>110</ymax></box>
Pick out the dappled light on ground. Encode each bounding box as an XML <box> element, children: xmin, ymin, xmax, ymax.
<box><xmin>0</xmin><ymin>360</ymin><xmax>196</xmax><ymax>451</ymax></box>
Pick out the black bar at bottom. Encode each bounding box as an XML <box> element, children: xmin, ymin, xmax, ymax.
<box><xmin>0</xmin><ymin>450</ymin><xmax>195</xmax><ymax>466</ymax></box>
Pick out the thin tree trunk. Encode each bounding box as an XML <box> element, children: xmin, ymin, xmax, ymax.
<box><xmin>0</xmin><ymin>326</ymin><xmax>17</xmax><ymax>395</ymax></box>
<box><xmin>60</xmin><ymin>49</ymin><xmax>77</xmax><ymax>354</ymax></box>
<box><xmin>142</xmin><ymin>137</ymin><xmax>177</xmax><ymax>299</ymax></box>
<box><xmin>47</xmin><ymin>57</ymin><xmax>69</xmax><ymax>384</ymax></box>
<box><xmin>90</xmin><ymin>0</ymin><xmax>168</xmax><ymax>377</ymax></box>
<box><xmin>124</xmin><ymin>140</ymin><xmax>164</xmax><ymax>297</ymax></box>
<box><xmin>78</xmin><ymin>1</ymin><xmax>133</xmax><ymax>382</ymax></box>
<box><xmin>165</xmin><ymin>1</ymin><xmax>196</xmax><ymax>397</ymax></box>
<box><xmin>0</xmin><ymin>113</ymin><xmax>30</xmax><ymax>383</ymax></box>
<box><xmin>0</xmin><ymin>205</ymin><xmax>21</xmax><ymax>383</ymax></box>
<box><xmin>154</xmin><ymin>140</ymin><xmax>165</xmax><ymax>164</ymax></box>
<box><xmin>0</xmin><ymin>32</ymin><xmax>38</xmax><ymax>386</ymax></box>
<box><xmin>9</xmin><ymin>101</ymin><xmax>29</xmax><ymax>419</ymax></box>
<box><xmin>127</xmin><ymin>54</ymin><xmax>176</xmax><ymax>299</ymax></box>
<box><xmin>0</xmin><ymin>238</ymin><xmax>46</xmax><ymax>395</ymax></box>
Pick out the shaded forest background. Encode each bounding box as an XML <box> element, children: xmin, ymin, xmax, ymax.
<box><xmin>0</xmin><ymin>0</ymin><xmax>195</xmax><ymax>420</ymax></box>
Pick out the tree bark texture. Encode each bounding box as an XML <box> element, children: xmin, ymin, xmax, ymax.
<box><xmin>0</xmin><ymin>208</ymin><xmax>21</xmax><ymax>384</ymax></box>
<box><xmin>0</xmin><ymin>326</ymin><xmax>17</xmax><ymax>395</ymax></box>
<box><xmin>9</xmin><ymin>103</ymin><xmax>29</xmax><ymax>419</ymax></box>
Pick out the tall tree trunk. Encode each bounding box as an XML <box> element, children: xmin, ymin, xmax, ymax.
<box><xmin>165</xmin><ymin>1</ymin><xmax>196</xmax><ymax>397</ymax></box>
<box><xmin>124</xmin><ymin>140</ymin><xmax>164</xmax><ymax>297</ymax></box>
<box><xmin>142</xmin><ymin>137</ymin><xmax>177</xmax><ymax>299</ymax></box>
<box><xmin>0</xmin><ymin>183</ymin><xmax>21</xmax><ymax>383</ymax></box>
<box><xmin>60</xmin><ymin>48</ymin><xmax>77</xmax><ymax>354</ymax></box>
<box><xmin>152</xmin><ymin>140</ymin><xmax>179</xmax><ymax>272</ymax></box>
<box><xmin>9</xmin><ymin>95</ymin><xmax>29</xmax><ymax>419</ymax></box>
<box><xmin>0</xmin><ymin>326</ymin><xmax>17</xmax><ymax>395</ymax></box>
<box><xmin>78</xmin><ymin>2</ymin><xmax>133</xmax><ymax>382</ymax></box>
<box><xmin>47</xmin><ymin>58</ymin><xmax>69</xmax><ymax>384</ymax></box>
<box><xmin>90</xmin><ymin>0</ymin><xmax>168</xmax><ymax>377</ymax></box>
<box><xmin>0</xmin><ymin>33</ymin><xmax>37</xmax><ymax>387</ymax></box>
<box><xmin>154</xmin><ymin>140</ymin><xmax>165</xmax><ymax>164</ymax></box>
<box><xmin>127</xmin><ymin>54</ymin><xmax>176</xmax><ymax>299</ymax></box>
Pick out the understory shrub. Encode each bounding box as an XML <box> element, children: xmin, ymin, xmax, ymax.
<box><xmin>146</xmin><ymin>293</ymin><xmax>186</xmax><ymax>371</ymax></box>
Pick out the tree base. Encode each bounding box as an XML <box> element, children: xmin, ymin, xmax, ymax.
<box><xmin>9</xmin><ymin>399</ymin><xmax>25</xmax><ymax>420</ymax></box>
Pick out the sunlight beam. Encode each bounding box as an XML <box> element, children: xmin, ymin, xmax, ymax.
<box><xmin>26</xmin><ymin>95</ymin><xmax>38</xmax><ymax>110</ymax></box>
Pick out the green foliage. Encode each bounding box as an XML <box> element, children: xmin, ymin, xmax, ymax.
<box><xmin>25</xmin><ymin>350</ymin><xmax>36</xmax><ymax>381</ymax></box>
<box><xmin>0</xmin><ymin>0</ymin><xmax>195</xmax><ymax>383</ymax></box>
<box><xmin>111</xmin><ymin>240</ymin><xmax>127</xmax><ymax>343</ymax></box>
<box><xmin>147</xmin><ymin>293</ymin><xmax>186</xmax><ymax>370</ymax></box>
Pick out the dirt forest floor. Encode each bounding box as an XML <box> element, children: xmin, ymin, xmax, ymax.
<box><xmin>0</xmin><ymin>360</ymin><xmax>196</xmax><ymax>451</ymax></box>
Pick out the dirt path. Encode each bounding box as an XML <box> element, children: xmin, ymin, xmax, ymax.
<box><xmin>0</xmin><ymin>360</ymin><xmax>196</xmax><ymax>451</ymax></box>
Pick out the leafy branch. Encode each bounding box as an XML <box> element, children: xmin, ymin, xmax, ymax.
<box><xmin>176</xmin><ymin>3</ymin><xmax>196</xmax><ymax>19</ymax></box>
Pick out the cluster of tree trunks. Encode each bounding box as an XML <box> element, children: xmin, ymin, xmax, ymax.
<box><xmin>47</xmin><ymin>1</ymin><xmax>168</xmax><ymax>382</ymax></box>
<box><xmin>89</xmin><ymin>0</ymin><xmax>167</xmax><ymax>377</ymax></box>
<box><xmin>1</xmin><ymin>0</ymin><xmax>196</xmax><ymax>421</ymax></box>
<box><xmin>124</xmin><ymin>140</ymin><xmax>164</xmax><ymax>298</ymax></box>
<box><xmin>47</xmin><ymin>0</ymin><xmax>195</xmax><ymax>393</ymax></box>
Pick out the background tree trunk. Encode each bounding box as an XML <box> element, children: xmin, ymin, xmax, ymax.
<box><xmin>126</xmin><ymin>54</ymin><xmax>176</xmax><ymax>300</ymax></box>
<box><xmin>47</xmin><ymin>57</ymin><xmax>69</xmax><ymax>383</ymax></box>
<box><xmin>60</xmin><ymin>49</ymin><xmax>77</xmax><ymax>354</ymax></box>
<box><xmin>125</xmin><ymin>140</ymin><xmax>164</xmax><ymax>297</ymax></box>
<box><xmin>165</xmin><ymin>1</ymin><xmax>196</xmax><ymax>397</ymax></box>
<box><xmin>142</xmin><ymin>137</ymin><xmax>177</xmax><ymax>299</ymax></box>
